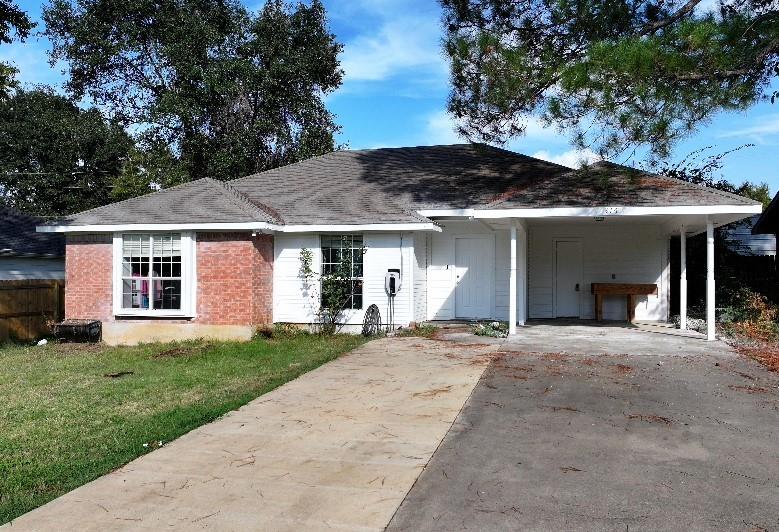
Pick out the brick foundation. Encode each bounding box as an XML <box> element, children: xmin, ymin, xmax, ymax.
<box><xmin>64</xmin><ymin>232</ymin><xmax>274</xmax><ymax>339</ymax></box>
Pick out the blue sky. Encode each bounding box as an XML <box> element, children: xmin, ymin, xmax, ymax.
<box><xmin>4</xmin><ymin>0</ymin><xmax>779</xmax><ymax>193</ymax></box>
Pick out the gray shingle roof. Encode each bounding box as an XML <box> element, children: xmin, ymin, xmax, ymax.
<box><xmin>49</xmin><ymin>144</ymin><xmax>760</xmax><ymax>228</ymax></box>
<box><xmin>485</xmin><ymin>160</ymin><xmax>759</xmax><ymax>209</ymax></box>
<box><xmin>0</xmin><ymin>207</ymin><xmax>65</xmax><ymax>257</ymax></box>
<box><xmin>54</xmin><ymin>178</ymin><xmax>281</xmax><ymax>226</ymax></box>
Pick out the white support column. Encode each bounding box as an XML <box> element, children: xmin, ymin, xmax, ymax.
<box><xmin>518</xmin><ymin>220</ymin><xmax>528</xmax><ymax>326</ymax></box>
<box><xmin>509</xmin><ymin>222</ymin><xmax>517</xmax><ymax>335</ymax></box>
<box><xmin>706</xmin><ymin>218</ymin><xmax>716</xmax><ymax>341</ymax></box>
<box><xmin>679</xmin><ymin>225</ymin><xmax>687</xmax><ymax>330</ymax></box>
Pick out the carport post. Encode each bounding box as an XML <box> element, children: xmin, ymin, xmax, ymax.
<box><xmin>680</xmin><ymin>226</ymin><xmax>687</xmax><ymax>330</ymax></box>
<box><xmin>706</xmin><ymin>218</ymin><xmax>716</xmax><ymax>341</ymax></box>
<box><xmin>509</xmin><ymin>221</ymin><xmax>517</xmax><ymax>335</ymax></box>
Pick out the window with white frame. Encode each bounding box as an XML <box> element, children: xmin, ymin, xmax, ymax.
<box><xmin>321</xmin><ymin>234</ymin><xmax>364</xmax><ymax>310</ymax></box>
<box><xmin>116</xmin><ymin>233</ymin><xmax>194</xmax><ymax>315</ymax></box>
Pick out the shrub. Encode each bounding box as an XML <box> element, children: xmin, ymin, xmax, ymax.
<box><xmin>472</xmin><ymin>321</ymin><xmax>509</xmax><ymax>338</ymax></box>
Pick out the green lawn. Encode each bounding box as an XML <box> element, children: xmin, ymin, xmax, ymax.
<box><xmin>0</xmin><ymin>331</ymin><xmax>365</xmax><ymax>524</ymax></box>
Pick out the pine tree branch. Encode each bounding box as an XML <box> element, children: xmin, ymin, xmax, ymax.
<box><xmin>639</xmin><ymin>0</ymin><xmax>705</xmax><ymax>35</ymax></box>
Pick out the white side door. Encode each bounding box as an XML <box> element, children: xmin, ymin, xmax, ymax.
<box><xmin>555</xmin><ymin>240</ymin><xmax>582</xmax><ymax>318</ymax></box>
<box><xmin>455</xmin><ymin>237</ymin><xmax>493</xmax><ymax>319</ymax></box>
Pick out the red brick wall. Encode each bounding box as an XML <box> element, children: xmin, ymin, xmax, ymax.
<box><xmin>65</xmin><ymin>234</ymin><xmax>113</xmax><ymax>320</ymax></box>
<box><xmin>64</xmin><ymin>232</ymin><xmax>274</xmax><ymax>327</ymax></box>
<box><xmin>195</xmin><ymin>233</ymin><xmax>273</xmax><ymax>326</ymax></box>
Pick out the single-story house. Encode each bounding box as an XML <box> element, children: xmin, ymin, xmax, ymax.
<box><xmin>1</xmin><ymin>207</ymin><xmax>65</xmax><ymax>280</ymax></box>
<box><xmin>38</xmin><ymin>144</ymin><xmax>761</xmax><ymax>344</ymax></box>
<box><xmin>753</xmin><ymin>191</ymin><xmax>779</xmax><ymax>241</ymax></box>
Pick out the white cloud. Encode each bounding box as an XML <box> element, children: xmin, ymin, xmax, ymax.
<box><xmin>423</xmin><ymin>110</ymin><xmax>465</xmax><ymax>145</ymax></box>
<box><xmin>531</xmin><ymin>149</ymin><xmax>601</xmax><ymax>168</ymax></box>
<box><xmin>339</xmin><ymin>17</ymin><xmax>446</xmax><ymax>83</ymax></box>
<box><xmin>718</xmin><ymin>115</ymin><xmax>779</xmax><ymax>143</ymax></box>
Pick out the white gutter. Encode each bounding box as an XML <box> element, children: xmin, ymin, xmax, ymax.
<box><xmin>36</xmin><ymin>222</ymin><xmax>441</xmax><ymax>233</ymax></box>
<box><xmin>417</xmin><ymin>204</ymin><xmax>762</xmax><ymax>219</ymax></box>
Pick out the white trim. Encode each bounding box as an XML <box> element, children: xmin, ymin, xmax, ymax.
<box><xmin>279</xmin><ymin>223</ymin><xmax>440</xmax><ymax>233</ymax></box>
<box><xmin>41</xmin><ymin>222</ymin><xmax>277</xmax><ymax>233</ymax></box>
<box><xmin>418</xmin><ymin>204</ymin><xmax>762</xmax><ymax>219</ymax></box>
<box><xmin>509</xmin><ymin>223</ymin><xmax>517</xmax><ymax>335</ymax></box>
<box><xmin>706</xmin><ymin>218</ymin><xmax>716</xmax><ymax>341</ymax></box>
<box><xmin>38</xmin><ymin>222</ymin><xmax>441</xmax><ymax>234</ymax></box>
<box><xmin>112</xmin><ymin>231</ymin><xmax>196</xmax><ymax>318</ymax></box>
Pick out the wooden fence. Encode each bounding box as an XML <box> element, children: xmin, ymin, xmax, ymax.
<box><xmin>0</xmin><ymin>280</ymin><xmax>65</xmax><ymax>342</ymax></box>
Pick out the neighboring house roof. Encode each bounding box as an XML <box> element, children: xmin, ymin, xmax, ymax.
<box><xmin>722</xmin><ymin>214</ymin><xmax>776</xmax><ymax>256</ymax></box>
<box><xmin>753</xmin><ymin>192</ymin><xmax>779</xmax><ymax>235</ymax></box>
<box><xmin>43</xmin><ymin>144</ymin><xmax>761</xmax><ymax>229</ymax></box>
<box><xmin>0</xmin><ymin>207</ymin><xmax>65</xmax><ymax>258</ymax></box>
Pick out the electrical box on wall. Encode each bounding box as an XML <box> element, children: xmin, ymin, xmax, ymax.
<box><xmin>385</xmin><ymin>269</ymin><xmax>401</xmax><ymax>296</ymax></box>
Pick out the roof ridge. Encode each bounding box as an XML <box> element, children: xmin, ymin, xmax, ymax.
<box><xmin>206</xmin><ymin>178</ymin><xmax>284</xmax><ymax>224</ymax></box>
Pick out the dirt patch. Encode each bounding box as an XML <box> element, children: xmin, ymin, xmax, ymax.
<box><xmin>582</xmin><ymin>358</ymin><xmax>598</xmax><ymax>366</ymax></box>
<box><xmin>613</xmin><ymin>364</ymin><xmax>633</xmax><ymax>375</ymax></box>
<box><xmin>626</xmin><ymin>413</ymin><xmax>673</xmax><ymax>425</ymax></box>
<box><xmin>728</xmin><ymin>384</ymin><xmax>771</xmax><ymax>394</ymax></box>
<box><xmin>153</xmin><ymin>346</ymin><xmax>206</xmax><ymax>359</ymax></box>
<box><xmin>560</xmin><ymin>466</ymin><xmax>583</xmax><ymax>473</ymax></box>
<box><xmin>104</xmin><ymin>370</ymin><xmax>134</xmax><ymax>379</ymax></box>
<box><xmin>541</xmin><ymin>352</ymin><xmax>570</xmax><ymax>362</ymax></box>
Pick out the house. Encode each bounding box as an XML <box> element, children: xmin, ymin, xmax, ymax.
<box><xmin>37</xmin><ymin>144</ymin><xmax>761</xmax><ymax>345</ymax></box>
<box><xmin>722</xmin><ymin>214</ymin><xmax>775</xmax><ymax>256</ymax></box>
<box><xmin>1</xmin><ymin>207</ymin><xmax>65</xmax><ymax>280</ymax></box>
<box><xmin>752</xmin><ymin>191</ymin><xmax>779</xmax><ymax>241</ymax></box>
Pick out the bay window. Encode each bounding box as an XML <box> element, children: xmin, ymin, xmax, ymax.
<box><xmin>113</xmin><ymin>232</ymin><xmax>195</xmax><ymax>316</ymax></box>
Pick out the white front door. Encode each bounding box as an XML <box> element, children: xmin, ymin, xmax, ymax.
<box><xmin>455</xmin><ymin>237</ymin><xmax>492</xmax><ymax>319</ymax></box>
<box><xmin>555</xmin><ymin>240</ymin><xmax>582</xmax><ymax>318</ymax></box>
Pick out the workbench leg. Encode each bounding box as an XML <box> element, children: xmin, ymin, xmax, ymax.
<box><xmin>595</xmin><ymin>294</ymin><xmax>603</xmax><ymax>321</ymax></box>
<box><xmin>627</xmin><ymin>295</ymin><xmax>636</xmax><ymax>323</ymax></box>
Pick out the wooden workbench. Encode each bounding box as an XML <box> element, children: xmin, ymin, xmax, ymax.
<box><xmin>591</xmin><ymin>283</ymin><xmax>658</xmax><ymax>322</ymax></box>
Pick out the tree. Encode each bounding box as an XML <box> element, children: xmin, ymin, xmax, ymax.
<box><xmin>648</xmin><ymin>145</ymin><xmax>772</xmax><ymax>207</ymax></box>
<box><xmin>44</xmin><ymin>0</ymin><xmax>343</xmax><ymax>181</ymax></box>
<box><xmin>0</xmin><ymin>88</ymin><xmax>134</xmax><ymax>216</ymax></box>
<box><xmin>441</xmin><ymin>0</ymin><xmax>779</xmax><ymax>159</ymax></box>
<box><xmin>0</xmin><ymin>0</ymin><xmax>35</xmax><ymax>98</ymax></box>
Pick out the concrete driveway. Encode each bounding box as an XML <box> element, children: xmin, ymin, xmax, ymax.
<box><xmin>3</xmin><ymin>337</ymin><xmax>496</xmax><ymax>531</ymax></box>
<box><xmin>389</xmin><ymin>323</ymin><xmax>779</xmax><ymax>531</ymax></box>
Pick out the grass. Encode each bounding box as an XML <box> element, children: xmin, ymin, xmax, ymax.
<box><xmin>0</xmin><ymin>331</ymin><xmax>365</xmax><ymax>524</ymax></box>
<box><xmin>394</xmin><ymin>323</ymin><xmax>439</xmax><ymax>339</ymax></box>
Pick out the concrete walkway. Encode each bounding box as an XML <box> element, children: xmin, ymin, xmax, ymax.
<box><xmin>4</xmin><ymin>337</ymin><xmax>496</xmax><ymax>531</ymax></box>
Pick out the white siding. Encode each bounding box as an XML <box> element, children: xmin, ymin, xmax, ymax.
<box><xmin>273</xmin><ymin>232</ymin><xmax>415</xmax><ymax>327</ymax></box>
<box><xmin>0</xmin><ymin>257</ymin><xmax>65</xmax><ymax>280</ymax></box>
<box><xmin>528</xmin><ymin>223</ymin><xmax>668</xmax><ymax>321</ymax></box>
<box><xmin>427</xmin><ymin>221</ymin><xmax>506</xmax><ymax>320</ymax></box>
<box><xmin>412</xmin><ymin>232</ymin><xmax>427</xmax><ymax>322</ymax></box>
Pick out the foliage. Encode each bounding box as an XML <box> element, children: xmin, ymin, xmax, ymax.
<box><xmin>0</xmin><ymin>333</ymin><xmax>364</xmax><ymax>523</ymax></box>
<box><xmin>395</xmin><ymin>323</ymin><xmax>439</xmax><ymax>338</ymax></box>
<box><xmin>0</xmin><ymin>88</ymin><xmax>135</xmax><ymax>216</ymax></box>
<box><xmin>44</xmin><ymin>0</ymin><xmax>343</xmax><ymax>182</ymax></box>
<box><xmin>472</xmin><ymin>320</ymin><xmax>509</xmax><ymax>338</ymax></box>
<box><xmin>441</xmin><ymin>0</ymin><xmax>779</xmax><ymax>159</ymax></box>
<box><xmin>720</xmin><ymin>287</ymin><xmax>779</xmax><ymax>342</ymax></box>
<box><xmin>647</xmin><ymin>145</ymin><xmax>772</xmax><ymax>208</ymax></box>
<box><xmin>299</xmin><ymin>241</ymin><xmax>365</xmax><ymax>334</ymax></box>
<box><xmin>0</xmin><ymin>0</ymin><xmax>34</xmax><ymax>98</ymax></box>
